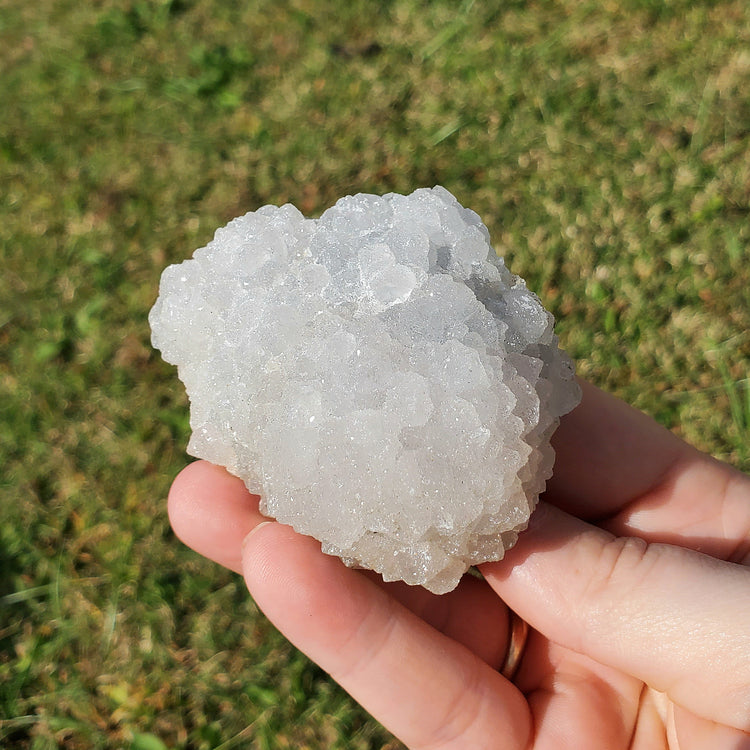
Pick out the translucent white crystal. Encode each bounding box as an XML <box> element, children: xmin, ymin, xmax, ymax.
<box><xmin>150</xmin><ymin>186</ymin><xmax>581</xmax><ymax>594</ymax></box>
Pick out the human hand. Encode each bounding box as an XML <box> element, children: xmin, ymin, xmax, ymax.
<box><xmin>167</xmin><ymin>381</ymin><xmax>750</xmax><ymax>749</ymax></box>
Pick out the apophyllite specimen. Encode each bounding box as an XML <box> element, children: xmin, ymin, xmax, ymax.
<box><xmin>150</xmin><ymin>186</ymin><xmax>581</xmax><ymax>593</ymax></box>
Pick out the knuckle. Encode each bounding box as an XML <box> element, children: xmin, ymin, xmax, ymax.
<box><xmin>582</xmin><ymin>534</ymin><xmax>656</xmax><ymax>603</ymax></box>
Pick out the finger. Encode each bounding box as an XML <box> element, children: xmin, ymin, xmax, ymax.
<box><xmin>481</xmin><ymin>503</ymin><xmax>750</xmax><ymax>731</ymax></box>
<box><xmin>629</xmin><ymin>688</ymin><xmax>671</xmax><ymax>750</ymax></box>
<box><xmin>601</xmin><ymin>454</ymin><xmax>750</xmax><ymax>564</ymax></box>
<box><xmin>168</xmin><ymin>460</ymin><xmax>264</xmax><ymax>573</ymax></box>
<box><xmin>242</xmin><ymin>522</ymin><xmax>532</xmax><ymax>750</ymax></box>
<box><xmin>548</xmin><ymin>380</ymin><xmax>687</xmax><ymax>517</ymax></box>
<box><xmin>549</xmin><ymin>381</ymin><xmax>750</xmax><ymax>561</ymax></box>
<box><xmin>522</xmin><ymin>638</ymin><xmax>644</xmax><ymax>750</ymax></box>
<box><xmin>364</xmin><ymin>573</ymin><xmax>511</xmax><ymax>669</ymax></box>
<box><xmin>169</xmin><ymin>461</ymin><xmax>513</xmax><ymax>667</ymax></box>
<box><xmin>671</xmin><ymin>704</ymin><xmax>750</xmax><ymax>750</ymax></box>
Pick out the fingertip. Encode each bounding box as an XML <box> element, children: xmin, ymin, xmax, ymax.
<box><xmin>241</xmin><ymin>519</ymin><xmax>276</xmax><ymax>549</ymax></box>
<box><xmin>240</xmin><ymin>522</ymin><xmax>339</xmax><ymax>613</ymax></box>
<box><xmin>166</xmin><ymin>460</ymin><xmax>266</xmax><ymax>573</ymax></box>
<box><xmin>240</xmin><ymin>520</ymin><xmax>278</xmax><ymax>578</ymax></box>
<box><xmin>167</xmin><ymin>460</ymin><xmax>220</xmax><ymax>542</ymax></box>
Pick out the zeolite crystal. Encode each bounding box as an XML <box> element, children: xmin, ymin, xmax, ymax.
<box><xmin>150</xmin><ymin>186</ymin><xmax>581</xmax><ymax>594</ymax></box>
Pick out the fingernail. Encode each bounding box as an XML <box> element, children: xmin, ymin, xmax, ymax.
<box><xmin>241</xmin><ymin>520</ymin><xmax>274</xmax><ymax>552</ymax></box>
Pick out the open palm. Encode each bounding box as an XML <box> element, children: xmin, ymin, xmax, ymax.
<box><xmin>168</xmin><ymin>381</ymin><xmax>750</xmax><ymax>749</ymax></box>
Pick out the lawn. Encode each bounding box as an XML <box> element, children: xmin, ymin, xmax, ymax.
<box><xmin>1</xmin><ymin>0</ymin><xmax>748</xmax><ymax>747</ymax></box>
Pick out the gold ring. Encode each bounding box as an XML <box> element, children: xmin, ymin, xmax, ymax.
<box><xmin>500</xmin><ymin>609</ymin><xmax>529</xmax><ymax>681</ymax></box>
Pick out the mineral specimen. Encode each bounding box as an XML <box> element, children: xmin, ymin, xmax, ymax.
<box><xmin>150</xmin><ymin>186</ymin><xmax>581</xmax><ymax>594</ymax></box>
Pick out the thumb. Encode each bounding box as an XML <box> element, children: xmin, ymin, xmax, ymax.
<box><xmin>480</xmin><ymin>502</ymin><xmax>750</xmax><ymax>731</ymax></box>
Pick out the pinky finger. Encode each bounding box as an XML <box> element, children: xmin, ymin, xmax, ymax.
<box><xmin>241</xmin><ymin>522</ymin><xmax>532</xmax><ymax>750</ymax></box>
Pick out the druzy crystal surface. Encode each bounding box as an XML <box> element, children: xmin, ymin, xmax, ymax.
<box><xmin>150</xmin><ymin>187</ymin><xmax>580</xmax><ymax>593</ymax></box>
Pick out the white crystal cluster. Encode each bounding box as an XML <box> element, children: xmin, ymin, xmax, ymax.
<box><xmin>150</xmin><ymin>187</ymin><xmax>580</xmax><ymax>593</ymax></box>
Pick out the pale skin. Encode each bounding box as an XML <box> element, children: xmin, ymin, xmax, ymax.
<box><xmin>168</xmin><ymin>381</ymin><xmax>750</xmax><ymax>749</ymax></box>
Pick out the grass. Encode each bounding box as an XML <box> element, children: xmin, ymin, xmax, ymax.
<box><xmin>1</xmin><ymin>0</ymin><xmax>749</xmax><ymax>747</ymax></box>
